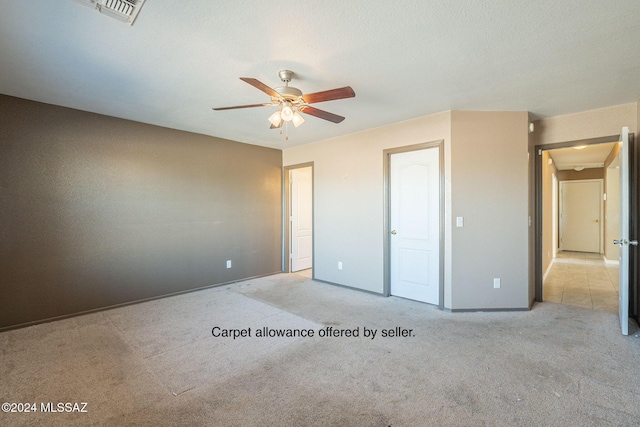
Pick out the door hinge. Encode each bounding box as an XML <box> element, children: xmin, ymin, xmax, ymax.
<box><xmin>538</xmin><ymin>149</ymin><xmax>542</xmax><ymax>156</ymax></box>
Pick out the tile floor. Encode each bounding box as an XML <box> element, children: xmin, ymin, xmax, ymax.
<box><xmin>295</xmin><ymin>268</ymin><xmax>312</xmax><ymax>278</ymax></box>
<box><xmin>543</xmin><ymin>251</ymin><xmax>619</xmax><ymax>313</ymax></box>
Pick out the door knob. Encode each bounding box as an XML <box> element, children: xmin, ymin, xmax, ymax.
<box><xmin>390</xmin><ymin>230</ymin><xmax>397</xmax><ymax>235</ymax></box>
<box><xmin>614</xmin><ymin>239</ymin><xmax>639</xmax><ymax>246</ymax></box>
<box><xmin>594</xmin><ymin>219</ymin><xmax>599</xmax><ymax>223</ymax></box>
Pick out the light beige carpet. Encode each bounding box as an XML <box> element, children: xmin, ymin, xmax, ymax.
<box><xmin>1</xmin><ymin>273</ymin><xmax>639</xmax><ymax>426</ymax></box>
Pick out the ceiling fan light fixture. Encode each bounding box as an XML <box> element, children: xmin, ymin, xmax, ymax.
<box><xmin>281</xmin><ymin>103</ymin><xmax>294</xmax><ymax>121</ymax></box>
<box><xmin>291</xmin><ymin>111</ymin><xmax>305</xmax><ymax>128</ymax></box>
<box><xmin>213</xmin><ymin>70</ymin><xmax>356</xmax><ymax>140</ymax></box>
<box><xmin>268</xmin><ymin>110</ymin><xmax>283</xmax><ymax>127</ymax></box>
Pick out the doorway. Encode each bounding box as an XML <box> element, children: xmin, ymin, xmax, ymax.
<box><xmin>535</xmin><ymin>136</ymin><xmax>621</xmax><ymax>314</ymax></box>
<box><xmin>283</xmin><ymin>163</ymin><xmax>313</xmax><ymax>276</ymax></box>
<box><xmin>558</xmin><ymin>179</ymin><xmax>603</xmax><ymax>253</ymax></box>
<box><xmin>383</xmin><ymin>141</ymin><xmax>444</xmax><ymax>308</ymax></box>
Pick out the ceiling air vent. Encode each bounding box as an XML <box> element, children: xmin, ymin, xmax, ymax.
<box><xmin>72</xmin><ymin>0</ymin><xmax>147</xmax><ymax>25</ymax></box>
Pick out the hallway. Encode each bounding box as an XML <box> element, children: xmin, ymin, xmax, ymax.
<box><xmin>543</xmin><ymin>251</ymin><xmax>619</xmax><ymax>313</ymax></box>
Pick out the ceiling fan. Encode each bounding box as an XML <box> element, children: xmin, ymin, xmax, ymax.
<box><xmin>213</xmin><ymin>70</ymin><xmax>355</xmax><ymax>136</ymax></box>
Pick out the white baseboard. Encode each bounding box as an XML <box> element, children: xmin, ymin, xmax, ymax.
<box><xmin>543</xmin><ymin>259</ymin><xmax>554</xmax><ymax>282</ymax></box>
<box><xmin>604</xmin><ymin>257</ymin><xmax>619</xmax><ymax>265</ymax></box>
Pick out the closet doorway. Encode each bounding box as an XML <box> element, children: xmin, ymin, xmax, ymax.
<box><xmin>284</xmin><ymin>163</ymin><xmax>313</xmax><ymax>276</ymax></box>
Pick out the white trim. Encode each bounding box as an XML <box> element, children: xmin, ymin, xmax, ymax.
<box><xmin>543</xmin><ymin>258</ymin><xmax>555</xmax><ymax>282</ymax></box>
<box><xmin>604</xmin><ymin>257</ymin><xmax>620</xmax><ymax>265</ymax></box>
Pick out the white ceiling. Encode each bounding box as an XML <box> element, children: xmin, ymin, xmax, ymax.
<box><xmin>1</xmin><ymin>1</ymin><xmax>639</xmax><ymax>150</ymax></box>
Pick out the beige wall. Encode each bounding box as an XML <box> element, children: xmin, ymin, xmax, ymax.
<box><xmin>284</xmin><ymin>110</ymin><xmax>530</xmax><ymax>310</ymax></box>
<box><xmin>532</xmin><ymin>103</ymin><xmax>637</xmax><ymax>147</ymax></box>
<box><xmin>283</xmin><ymin>112</ymin><xmax>453</xmax><ymax>306</ymax></box>
<box><xmin>450</xmin><ymin>111</ymin><xmax>530</xmax><ymax>309</ymax></box>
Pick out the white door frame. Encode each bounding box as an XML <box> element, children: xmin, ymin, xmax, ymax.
<box><xmin>283</xmin><ymin>162</ymin><xmax>314</xmax><ymax>274</ymax></box>
<box><xmin>383</xmin><ymin>140</ymin><xmax>444</xmax><ymax>309</ymax></box>
<box><xmin>290</xmin><ymin>166</ymin><xmax>313</xmax><ymax>272</ymax></box>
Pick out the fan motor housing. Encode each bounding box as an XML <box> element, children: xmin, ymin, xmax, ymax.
<box><xmin>273</xmin><ymin>86</ymin><xmax>303</xmax><ymax>101</ymax></box>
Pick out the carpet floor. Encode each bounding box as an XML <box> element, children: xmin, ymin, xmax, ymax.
<box><xmin>1</xmin><ymin>273</ymin><xmax>639</xmax><ymax>426</ymax></box>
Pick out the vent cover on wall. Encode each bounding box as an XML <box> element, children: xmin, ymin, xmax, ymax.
<box><xmin>72</xmin><ymin>0</ymin><xmax>147</xmax><ymax>25</ymax></box>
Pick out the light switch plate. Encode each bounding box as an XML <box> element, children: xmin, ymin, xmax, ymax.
<box><xmin>456</xmin><ymin>217</ymin><xmax>464</xmax><ymax>227</ymax></box>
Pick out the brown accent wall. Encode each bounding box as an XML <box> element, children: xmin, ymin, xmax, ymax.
<box><xmin>0</xmin><ymin>95</ymin><xmax>282</xmax><ymax>329</ymax></box>
<box><xmin>556</xmin><ymin>168</ymin><xmax>604</xmax><ymax>181</ymax></box>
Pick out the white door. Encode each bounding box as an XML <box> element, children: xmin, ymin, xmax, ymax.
<box><xmin>559</xmin><ymin>180</ymin><xmax>602</xmax><ymax>252</ymax></box>
<box><xmin>290</xmin><ymin>167</ymin><xmax>312</xmax><ymax>272</ymax></box>
<box><xmin>616</xmin><ymin>127</ymin><xmax>636</xmax><ymax>335</ymax></box>
<box><xmin>390</xmin><ymin>148</ymin><xmax>440</xmax><ymax>304</ymax></box>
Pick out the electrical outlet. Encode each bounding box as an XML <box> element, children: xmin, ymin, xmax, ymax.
<box><xmin>338</xmin><ymin>261</ymin><xmax>343</xmax><ymax>270</ymax></box>
<box><xmin>226</xmin><ymin>260</ymin><xmax>232</xmax><ymax>269</ymax></box>
<box><xmin>493</xmin><ymin>278</ymin><xmax>501</xmax><ymax>289</ymax></box>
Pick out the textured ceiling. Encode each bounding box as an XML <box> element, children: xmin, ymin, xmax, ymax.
<box><xmin>1</xmin><ymin>0</ymin><xmax>639</xmax><ymax>149</ymax></box>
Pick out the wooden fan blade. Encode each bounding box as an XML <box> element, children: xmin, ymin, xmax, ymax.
<box><xmin>213</xmin><ymin>103</ymin><xmax>272</xmax><ymax>111</ymax></box>
<box><xmin>298</xmin><ymin>105</ymin><xmax>345</xmax><ymax>123</ymax></box>
<box><xmin>240</xmin><ymin>77</ymin><xmax>281</xmax><ymax>98</ymax></box>
<box><xmin>302</xmin><ymin>86</ymin><xmax>355</xmax><ymax>104</ymax></box>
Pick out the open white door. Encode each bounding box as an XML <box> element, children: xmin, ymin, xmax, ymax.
<box><xmin>615</xmin><ymin>127</ymin><xmax>637</xmax><ymax>335</ymax></box>
<box><xmin>290</xmin><ymin>167</ymin><xmax>313</xmax><ymax>272</ymax></box>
